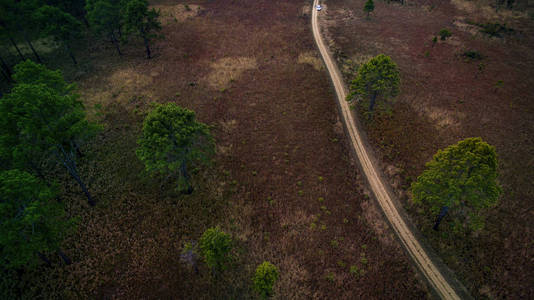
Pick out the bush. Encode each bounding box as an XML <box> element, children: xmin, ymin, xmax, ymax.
<box><xmin>199</xmin><ymin>227</ymin><xmax>233</xmax><ymax>272</ymax></box>
<box><xmin>462</xmin><ymin>50</ymin><xmax>483</xmax><ymax>60</ymax></box>
<box><xmin>479</xmin><ymin>22</ymin><xmax>514</xmax><ymax>37</ymax></box>
<box><xmin>438</xmin><ymin>28</ymin><xmax>451</xmax><ymax>40</ymax></box>
<box><xmin>253</xmin><ymin>261</ymin><xmax>279</xmax><ymax>298</ymax></box>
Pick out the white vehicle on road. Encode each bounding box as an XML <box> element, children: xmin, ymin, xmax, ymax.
<box><xmin>316</xmin><ymin>4</ymin><xmax>322</xmax><ymax>11</ymax></box>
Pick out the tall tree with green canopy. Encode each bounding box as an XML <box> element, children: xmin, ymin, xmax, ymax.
<box><xmin>13</xmin><ymin>60</ymin><xmax>74</xmax><ymax>95</ymax></box>
<box><xmin>86</xmin><ymin>0</ymin><xmax>123</xmax><ymax>56</ymax></box>
<box><xmin>0</xmin><ymin>0</ymin><xmax>43</xmax><ymax>63</ymax></box>
<box><xmin>364</xmin><ymin>0</ymin><xmax>374</xmax><ymax>18</ymax></box>
<box><xmin>411</xmin><ymin>137</ymin><xmax>501</xmax><ymax>232</ymax></box>
<box><xmin>0</xmin><ymin>169</ymin><xmax>76</xmax><ymax>268</ymax></box>
<box><xmin>199</xmin><ymin>227</ymin><xmax>233</xmax><ymax>274</ymax></box>
<box><xmin>34</xmin><ymin>5</ymin><xmax>83</xmax><ymax>65</ymax></box>
<box><xmin>123</xmin><ymin>0</ymin><xmax>162</xmax><ymax>59</ymax></box>
<box><xmin>0</xmin><ymin>84</ymin><xmax>100</xmax><ymax>206</ymax></box>
<box><xmin>136</xmin><ymin>103</ymin><xmax>214</xmax><ymax>193</ymax></box>
<box><xmin>253</xmin><ymin>261</ymin><xmax>279</xmax><ymax>298</ymax></box>
<box><xmin>347</xmin><ymin>54</ymin><xmax>400</xmax><ymax>113</ymax></box>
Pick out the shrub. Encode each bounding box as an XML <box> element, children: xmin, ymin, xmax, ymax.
<box><xmin>462</xmin><ymin>50</ymin><xmax>483</xmax><ymax>60</ymax></box>
<box><xmin>199</xmin><ymin>227</ymin><xmax>233</xmax><ymax>272</ymax></box>
<box><xmin>253</xmin><ymin>261</ymin><xmax>279</xmax><ymax>298</ymax></box>
<box><xmin>439</xmin><ymin>28</ymin><xmax>451</xmax><ymax>40</ymax></box>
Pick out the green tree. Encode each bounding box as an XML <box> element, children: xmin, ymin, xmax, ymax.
<box><xmin>0</xmin><ymin>84</ymin><xmax>99</xmax><ymax>205</ymax></box>
<box><xmin>13</xmin><ymin>60</ymin><xmax>74</xmax><ymax>94</ymax></box>
<box><xmin>0</xmin><ymin>169</ymin><xmax>75</xmax><ymax>268</ymax></box>
<box><xmin>253</xmin><ymin>261</ymin><xmax>279</xmax><ymax>298</ymax></box>
<box><xmin>364</xmin><ymin>0</ymin><xmax>374</xmax><ymax>18</ymax></box>
<box><xmin>411</xmin><ymin>137</ymin><xmax>501</xmax><ymax>232</ymax></box>
<box><xmin>123</xmin><ymin>0</ymin><xmax>162</xmax><ymax>58</ymax></box>
<box><xmin>86</xmin><ymin>0</ymin><xmax>123</xmax><ymax>55</ymax></box>
<box><xmin>136</xmin><ymin>103</ymin><xmax>214</xmax><ymax>193</ymax></box>
<box><xmin>199</xmin><ymin>227</ymin><xmax>232</xmax><ymax>273</ymax></box>
<box><xmin>34</xmin><ymin>5</ymin><xmax>83</xmax><ymax>65</ymax></box>
<box><xmin>347</xmin><ymin>54</ymin><xmax>400</xmax><ymax>113</ymax></box>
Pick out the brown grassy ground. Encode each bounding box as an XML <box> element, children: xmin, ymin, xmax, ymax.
<box><xmin>1</xmin><ymin>0</ymin><xmax>433</xmax><ymax>298</ymax></box>
<box><xmin>323</xmin><ymin>0</ymin><xmax>534</xmax><ymax>298</ymax></box>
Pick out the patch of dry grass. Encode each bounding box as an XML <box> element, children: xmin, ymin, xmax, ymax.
<box><xmin>450</xmin><ymin>0</ymin><xmax>527</xmax><ymax>21</ymax></box>
<box><xmin>151</xmin><ymin>4</ymin><xmax>202</xmax><ymax>25</ymax></box>
<box><xmin>297</xmin><ymin>52</ymin><xmax>324</xmax><ymax>71</ymax></box>
<box><xmin>204</xmin><ymin>57</ymin><xmax>257</xmax><ymax>90</ymax></box>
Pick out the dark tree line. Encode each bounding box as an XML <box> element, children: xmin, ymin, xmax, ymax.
<box><xmin>0</xmin><ymin>0</ymin><xmax>162</xmax><ymax>83</ymax></box>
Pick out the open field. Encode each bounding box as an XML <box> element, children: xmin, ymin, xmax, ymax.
<box><xmin>1</xmin><ymin>0</ymin><xmax>432</xmax><ymax>298</ymax></box>
<box><xmin>322</xmin><ymin>0</ymin><xmax>534</xmax><ymax>298</ymax></box>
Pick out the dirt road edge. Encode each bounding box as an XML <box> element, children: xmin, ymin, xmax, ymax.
<box><xmin>310</xmin><ymin>1</ymin><xmax>472</xmax><ymax>299</ymax></box>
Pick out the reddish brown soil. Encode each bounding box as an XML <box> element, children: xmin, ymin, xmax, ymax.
<box><xmin>6</xmin><ymin>0</ymin><xmax>434</xmax><ymax>298</ymax></box>
<box><xmin>324</xmin><ymin>0</ymin><xmax>534</xmax><ymax>298</ymax></box>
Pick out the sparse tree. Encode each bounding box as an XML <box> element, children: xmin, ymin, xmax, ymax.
<box><xmin>136</xmin><ymin>103</ymin><xmax>214</xmax><ymax>194</ymax></box>
<box><xmin>411</xmin><ymin>137</ymin><xmax>501</xmax><ymax>232</ymax></box>
<box><xmin>199</xmin><ymin>227</ymin><xmax>232</xmax><ymax>274</ymax></box>
<box><xmin>253</xmin><ymin>261</ymin><xmax>279</xmax><ymax>298</ymax></box>
<box><xmin>0</xmin><ymin>83</ymin><xmax>99</xmax><ymax>205</ymax></box>
<box><xmin>86</xmin><ymin>0</ymin><xmax>123</xmax><ymax>55</ymax></box>
<box><xmin>0</xmin><ymin>169</ymin><xmax>75</xmax><ymax>268</ymax></box>
<box><xmin>34</xmin><ymin>5</ymin><xmax>83</xmax><ymax>65</ymax></box>
<box><xmin>347</xmin><ymin>54</ymin><xmax>400</xmax><ymax>113</ymax></box>
<box><xmin>123</xmin><ymin>0</ymin><xmax>162</xmax><ymax>58</ymax></box>
<box><xmin>364</xmin><ymin>0</ymin><xmax>374</xmax><ymax>18</ymax></box>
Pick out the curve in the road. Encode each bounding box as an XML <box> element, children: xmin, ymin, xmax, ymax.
<box><xmin>311</xmin><ymin>1</ymin><xmax>471</xmax><ymax>299</ymax></box>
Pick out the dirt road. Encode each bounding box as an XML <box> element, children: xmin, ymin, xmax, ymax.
<box><xmin>311</xmin><ymin>1</ymin><xmax>470</xmax><ymax>299</ymax></box>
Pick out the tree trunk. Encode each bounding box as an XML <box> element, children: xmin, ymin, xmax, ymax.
<box><xmin>22</xmin><ymin>33</ymin><xmax>42</xmax><ymax>63</ymax></box>
<box><xmin>369</xmin><ymin>91</ymin><xmax>378</xmax><ymax>112</ymax></box>
<box><xmin>57</xmin><ymin>249</ymin><xmax>72</xmax><ymax>265</ymax></box>
<box><xmin>38</xmin><ymin>252</ymin><xmax>52</xmax><ymax>266</ymax></box>
<box><xmin>180</xmin><ymin>161</ymin><xmax>193</xmax><ymax>194</ymax></box>
<box><xmin>73</xmin><ymin>141</ymin><xmax>84</xmax><ymax>158</ymax></box>
<box><xmin>65</xmin><ymin>43</ymin><xmax>77</xmax><ymax>65</ymax></box>
<box><xmin>143</xmin><ymin>37</ymin><xmax>151</xmax><ymax>59</ymax></box>
<box><xmin>9</xmin><ymin>36</ymin><xmax>25</xmax><ymax>60</ymax></box>
<box><xmin>0</xmin><ymin>54</ymin><xmax>12</xmax><ymax>76</ymax></box>
<box><xmin>433</xmin><ymin>206</ymin><xmax>449</xmax><ymax>231</ymax></box>
<box><xmin>0</xmin><ymin>67</ymin><xmax>12</xmax><ymax>83</ymax></box>
<box><xmin>70</xmin><ymin>170</ymin><xmax>95</xmax><ymax>206</ymax></box>
<box><xmin>111</xmin><ymin>32</ymin><xmax>122</xmax><ymax>56</ymax></box>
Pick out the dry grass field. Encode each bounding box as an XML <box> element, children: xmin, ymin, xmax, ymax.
<box><xmin>323</xmin><ymin>0</ymin><xmax>534</xmax><ymax>298</ymax></box>
<box><xmin>1</xmin><ymin>0</ymin><xmax>436</xmax><ymax>298</ymax></box>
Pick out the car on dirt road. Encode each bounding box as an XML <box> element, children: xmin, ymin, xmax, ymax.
<box><xmin>316</xmin><ymin>5</ymin><xmax>322</xmax><ymax>11</ymax></box>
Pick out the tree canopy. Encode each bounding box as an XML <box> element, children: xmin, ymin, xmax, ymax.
<box><xmin>199</xmin><ymin>227</ymin><xmax>233</xmax><ymax>272</ymax></box>
<box><xmin>0</xmin><ymin>169</ymin><xmax>75</xmax><ymax>268</ymax></box>
<box><xmin>13</xmin><ymin>60</ymin><xmax>74</xmax><ymax>94</ymax></box>
<box><xmin>364</xmin><ymin>0</ymin><xmax>374</xmax><ymax>17</ymax></box>
<box><xmin>411</xmin><ymin>137</ymin><xmax>501</xmax><ymax>232</ymax></box>
<box><xmin>253</xmin><ymin>261</ymin><xmax>279</xmax><ymax>298</ymax></box>
<box><xmin>86</xmin><ymin>0</ymin><xmax>123</xmax><ymax>55</ymax></box>
<box><xmin>136</xmin><ymin>103</ymin><xmax>214</xmax><ymax>193</ymax></box>
<box><xmin>0</xmin><ymin>67</ymin><xmax>99</xmax><ymax>205</ymax></box>
<box><xmin>347</xmin><ymin>54</ymin><xmax>400</xmax><ymax>113</ymax></box>
<box><xmin>123</xmin><ymin>0</ymin><xmax>162</xmax><ymax>58</ymax></box>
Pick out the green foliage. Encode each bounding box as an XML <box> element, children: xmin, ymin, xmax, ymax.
<box><xmin>347</xmin><ymin>54</ymin><xmax>400</xmax><ymax>113</ymax></box>
<box><xmin>34</xmin><ymin>5</ymin><xmax>82</xmax><ymax>43</ymax></box>
<box><xmin>13</xmin><ymin>60</ymin><xmax>74</xmax><ymax>94</ymax></box>
<box><xmin>462</xmin><ymin>50</ymin><xmax>483</xmax><ymax>61</ymax></box>
<box><xmin>438</xmin><ymin>28</ymin><xmax>451</xmax><ymax>40</ymax></box>
<box><xmin>0</xmin><ymin>170</ymin><xmax>75</xmax><ymax>268</ymax></box>
<box><xmin>136</xmin><ymin>103</ymin><xmax>214</xmax><ymax>192</ymax></box>
<box><xmin>123</xmin><ymin>0</ymin><xmax>162</xmax><ymax>58</ymax></box>
<box><xmin>432</xmin><ymin>36</ymin><xmax>438</xmax><ymax>45</ymax></box>
<box><xmin>411</xmin><ymin>137</ymin><xmax>501</xmax><ymax>231</ymax></box>
<box><xmin>86</xmin><ymin>0</ymin><xmax>123</xmax><ymax>54</ymax></box>
<box><xmin>253</xmin><ymin>261</ymin><xmax>279</xmax><ymax>298</ymax></box>
<box><xmin>363</xmin><ymin>0</ymin><xmax>374</xmax><ymax>17</ymax></box>
<box><xmin>479</xmin><ymin>22</ymin><xmax>514</xmax><ymax>37</ymax></box>
<box><xmin>199</xmin><ymin>227</ymin><xmax>232</xmax><ymax>271</ymax></box>
<box><xmin>0</xmin><ymin>83</ymin><xmax>98</xmax><ymax>171</ymax></box>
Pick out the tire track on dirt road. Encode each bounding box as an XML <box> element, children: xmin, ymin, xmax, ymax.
<box><xmin>311</xmin><ymin>1</ymin><xmax>471</xmax><ymax>299</ymax></box>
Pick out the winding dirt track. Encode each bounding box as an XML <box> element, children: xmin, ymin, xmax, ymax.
<box><xmin>311</xmin><ymin>2</ymin><xmax>470</xmax><ymax>299</ymax></box>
